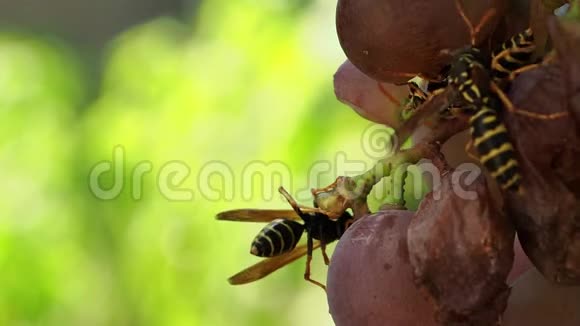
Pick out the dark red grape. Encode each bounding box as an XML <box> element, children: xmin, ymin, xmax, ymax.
<box><xmin>327</xmin><ymin>209</ymin><xmax>437</xmax><ymax>325</ymax></box>
<box><xmin>336</xmin><ymin>0</ymin><xmax>507</xmax><ymax>83</ymax></box>
<box><xmin>407</xmin><ymin>172</ymin><xmax>514</xmax><ymax>325</ymax></box>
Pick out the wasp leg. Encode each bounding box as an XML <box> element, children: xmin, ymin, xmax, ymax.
<box><xmin>472</xmin><ymin>10</ymin><xmax>497</xmax><ymax>43</ymax></box>
<box><xmin>507</xmin><ymin>52</ymin><xmax>556</xmax><ymax>81</ymax></box>
<box><xmin>279</xmin><ymin>187</ymin><xmax>330</xmax><ymax>216</ymax></box>
<box><xmin>318</xmin><ymin>224</ymin><xmax>331</xmax><ymax>265</ymax></box>
<box><xmin>278</xmin><ymin>186</ymin><xmax>306</xmax><ymax>217</ymax></box>
<box><xmin>507</xmin><ymin>63</ymin><xmax>541</xmax><ymax>80</ymax></box>
<box><xmin>304</xmin><ymin>255</ymin><xmax>326</xmax><ymax>291</ymax></box>
<box><xmin>298</xmin><ymin>205</ymin><xmax>328</xmax><ymax>215</ymax></box>
<box><xmin>490</xmin><ymin>82</ymin><xmax>569</xmax><ymax>120</ymax></box>
<box><xmin>305</xmin><ymin>234</ymin><xmax>326</xmax><ymax>291</ymax></box>
<box><xmin>491</xmin><ymin>47</ymin><xmax>535</xmax><ymax>79</ymax></box>
<box><xmin>465</xmin><ymin>138</ymin><xmax>480</xmax><ymax>162</ymax></box>
<box><xmin>344</xmin><ymin>219</ymin><xmax>354</xmax><ymax>230</ymax></box>
<box><xmin>417</xmin><ymin>88</ymin><xmax>447</xmax><ymax>112</ymax></box>
<box><xmin>320</xmin><ymin>241</ymin><xmax>330</xmax><ymax>266</ymax></box>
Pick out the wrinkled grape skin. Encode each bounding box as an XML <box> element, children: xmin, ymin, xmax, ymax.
<box><xmin>336</xmin><ymin>0</ymin><xmax>506</xmax><ymax>83</ymax></box>
<box><xmin>327</xmin><ymin>209</ymin><xmax>580</xmax><ymax>325</ymax></box>
<box><xmin>407</xmin><ymin>174</ymin><xmax>514</xmax><ymax>325</ymax></box>
<box><xmin>327</xmin><ymin>210</ymin><xmax>437</xmax><ymax>326</ymax></box>
<box><xmin>503</xmin><ymin>61</ymin><xmax>580</xmax><ymax>285</ymax></box>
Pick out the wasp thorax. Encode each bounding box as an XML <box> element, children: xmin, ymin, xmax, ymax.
<box><xmin>407</xmin><ymin>171</ymin><xmax>514</xmax><ymax>325</ymax></box>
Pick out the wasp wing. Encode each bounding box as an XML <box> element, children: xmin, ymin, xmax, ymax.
<box><xmin>216</xmin><ymin>209</ymin><xmax>301</xmax><ymax>222</ymax></box>
<box><xmin>216</xmin><ymin>207</ymin><xmax>323</xmax><ymax>222</ymax></box>
<box><xmin>228</xmin><ymin>241</ymin><xmax>321</xmax><ymax>285</ymax></box>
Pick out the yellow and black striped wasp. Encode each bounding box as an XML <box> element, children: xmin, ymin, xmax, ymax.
<box><xmin>440</xmin><ymin>0</ymin><xmax>538</xmax><ymax>192</ymax></box>
<box><xmin>442</xmin><ymin>19</ymin><xmax>525</xmax><ymax>192</ymax></box>
<box><xmin>373</xmin><ymin>0</ymin><xmax>570</xmax><ymax>193</ymax></box>
<box><xmin>216</xmin><ymin>186</ymin><xmax>353</xmax><ymax>290</ymax></box>
<box><xmin>451</xmin><ymin>0</ymin><xmax>572</xmax><ymax>192</ymax></box>
<box><xmin>403</xmin><ymin>0</ymin><xmax>568</xmax><ymax>193</ymax></box>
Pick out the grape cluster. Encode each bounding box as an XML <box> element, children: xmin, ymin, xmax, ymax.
<box><xmin>326</xmin><ymin>0</ymin><xmax>580</xmax><ymax>325</ymax></box>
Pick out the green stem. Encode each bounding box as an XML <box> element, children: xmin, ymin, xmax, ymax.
<box><xmin>313</xmin><ymin>143</ymin><xmax>446</xmax><ymax>218</ymax></box>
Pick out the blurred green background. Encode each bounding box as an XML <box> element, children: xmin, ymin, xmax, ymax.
<box><xmin>0</xmin><ymin>0</ymin><xmax>408</xmax><ymax>325</ymax></box>
<box><xmin>4</xmin><ymin>0</ymin><xmax>580</xmax><ymax>324</ymax></box>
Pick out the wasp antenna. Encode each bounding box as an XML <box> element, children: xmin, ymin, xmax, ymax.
<box><xmin>454</xmin><ymin>0</ymin><xmax>497</xmax><ymax>46</ymax></box>
<box><xmin>473</xmin><ymin>8</ymin><xmax>496</xmax><ymax>44</ymax></box>
<box><xmin>454</xmin><ymin>0</ymin><xmax>475</xmax><ymax>44</ymax></box>
<box><xmin>278</xmin><ymin>186</ymin><xmax>304</xmax><ymax>216</ymax></box>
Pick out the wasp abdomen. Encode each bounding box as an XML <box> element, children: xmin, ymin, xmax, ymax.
<box><xmin>492</xmin><ymin>28</ymin><xmax>535</xmax><ymax>81</ymax></box>
<box><xmin>250</xmin><ymin>219</ymin><xmax>305</xmax><ymax>257</ymax></box>
<box><xmin>470</xmin><ymin>105</ymin><xmax>521</xmax><ymax>192</ymax></box>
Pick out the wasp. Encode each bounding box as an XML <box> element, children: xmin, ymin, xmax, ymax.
<box><xmin>381</xmin><ymin>1</ymin><xmax>568</xmax><ymax>192</ymax></box>
<box><xmin>444</xmin><ymin>45</ymin><xmax>524</xmax><ymax>192</ymax></box>
<box><xmin>425</xmin><ymin>0</ymin><xmax>526</xmax><ymax>192</ymax></box>
<box><xmin>393</xmin><ymin>6</ymin><xmax>521</xmax><ymax>192</ymax></box>
<box><xmin>441</xmin><ymin>0</ymin><xmax>572</xmax><ymax>192</ymax></box>
<box><xmin>216</xmin><ymin>186</ymin><xmax>353</xmax><ymax>290</ymax></box>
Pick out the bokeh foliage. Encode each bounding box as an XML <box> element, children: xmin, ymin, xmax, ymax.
<box><xmin>0</xmin><ymin>0</ymin><xmax>415</xmax><ymax>325</ymax></box>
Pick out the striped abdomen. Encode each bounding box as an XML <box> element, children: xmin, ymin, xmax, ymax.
<box><xmin>250</xmin><ymin>219</ymin><xmax>304</xmax><ymax>257</ymax></box>
<box><xmin>470</xmin><ymin>101</ymin><xmax>521</xmax><ymax>192</ymax></box>
<box><xmin>491</xmin><ymin>28</ymin><xmax>535</xmax><ymax>82</ymax></box>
